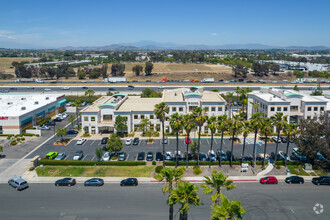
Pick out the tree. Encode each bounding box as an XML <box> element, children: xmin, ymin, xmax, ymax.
<box><xmin>139</xmin><ymin>118</ymin><xmax>151</xmax><ymax>134</ymax></box>
<box><xmin>207</xmin><ymin>116</ymin><xmax>217</xmax><ymax>168</ymax></box>
<box><xmin>241</xmin><ymin>121</ymin><xmax>251</xmax><ymax>162</ymax></box>
<box><xmin>56</xmin><ymin>127</ymin><xmax>68</xmax><ymax>142</ymax></box>
<box><xmin>84</xmin><ymin>89</ymin><xmax>95</xmax><ymax>103</ymax></box>
<box><xmin>169</xmin><ymin>113</ymin><xmax>184</xmax><ymax>168</ymax></box>
<box><xmin>270</xmin><ymin>63</ymin><xmax>280</xmax><ymax>75</ymax></box>
<box><xmin>283</xmin><ymin>122</ymin><xmax>298</xmax><ymax>167</ymax></box>
<box><xmin>77</xmin><ymin>71</ymin><xmax>86</xmax><ymax>79</ymax></box>
<box><xmin>310</xmin><ymin>82</ymin><xmax>323</xmax><ymax>96</ymax></box>
<box><xmin>68</xmin><ymin>114</ymin><xmax>76</xmax><ymax>128</ymax></box>
<box><xmin>201</xmin><ymin>170</ymin><xmax>236</xmax><ymax>205</ymax></box>
<box><xmin>211</xmin><ymin>193</ymin><xmax>246</xmax><ymax>220</ymax></box>
<box><xmin>114</xmin><ymin>115</ymin><xmax>128</xmax><ymax>136</ymax></box>
<box><xmin>228</xmin><ymin>115</ymin><xmax>242</xmax><ymax>167</ymax></box>
<box><xmin>183</xmin><ymin>114</ymin><xmax>196</xmax><ymax>168</ymax></box>
<box><xmin>154</xmin><ymin>102</ymin><xmax>169</xmax><ymax>167</ymax></box>
<box><xmin>145</xmin><ymin>61</ymin><xmax>153</xmax><ymax>76</ymax></box>
<box><xmin>192</xmin><ymin>107</ymin><xmax>207</xmax><ymax>167</ymax></box>
<box><xmin>226</xmin><ymin>92</ymin><xmax>234</xmax><ymax>118</ymax></box>
<box><xmin>272</xmin><ymin>112</ymin><xmax>287</xmax><ymax>165</ymax></box>
<box><xmin>0</xmin><ymin>145</ymin><xmax>3</xmax><ymax>156</ymax></box>
<box><xmin>95</xmin><ymin>147</ymin><xmax>103</xmax><ymax>161</ymax></box>
<box><xmin>168</xmin><ymin>181</ymin><xmax>202</xmax><ymax>220</ymax></box>
<box><xmin>250</xmin><ymin>112</ymin><xmax>264</xmax><ymax>167</ymax></box>
<box><xmin>111</xmin><ymin>63</ymin><xmax>125</xmax><ymax>76</ymax></box>
<box><xmin>293</xmin><ymin>84</ymin><xmax>299</xmax><ymax>91</ymax></box>
<box><xmin>260</xmin><ymin>117</ymin><xmax>273</xmax><ymax>167</ymax></box>
<box><xmin>106</xmin><ymin>133</ymin><xmax>123</xmax><ymax>155</ymax></box>
<box><xmin>232</xmin><ymin>63</ymin><xmax>248</xmax><ymax>78</ymax></box>
<box><xmin>132</xmin><ymin>65</ymin><xmax>143</xmax><ymax>76</ymax></box>
<box><xmin>217</xmin><ymin>115</ymin><xmax>229</xmax><ymax>167</ymax></box>
<box><xmin>154</xmin><ymin>167</ymin><xmax>186</xmax><ymax>220</ymax></box>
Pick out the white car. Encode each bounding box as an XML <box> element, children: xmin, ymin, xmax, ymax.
<box><xmin>77</xmin><ymin>138</ymin><xmax>87</xmax><ymax>145</ymax></box>
<box><xmin>278</xmin><ymin>151</ymin><xmax>291</xmax><ymax>161</ymax></box>
<box><xmin>165</xmin><ymin>151</ymin><xmax>172</xmax><ymax>160</ymax></box>
<box><xmin>61</xmin><ymin>113</ymin><xmax>69</xmax><ymax>119</ymax></box>
<box><xmin>62</xmin><ymin>87</ymin><xmax>70</xmax><ymax>90</ymax></box>
<box><xmin>102</xmin><ymin>152</ymin><xmax>111</xmax><ymax>161</ymax></box>
<box><xmin>37</xmin><ymin>125</ymin><xmax>50</xmax><ymax>130</ymax></box>
<box><xmin>125</xmin><ymin>138</ymin><xmax>132</xmax><ymax>145</ymax></box>
<box><xmin>44</xmin><ymin>88</ymin><xmax>51</xmax><ymax>91</ymax></box>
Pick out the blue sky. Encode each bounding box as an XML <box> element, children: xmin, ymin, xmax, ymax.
<box><xmin>0</xmin><ymin>0</ymin><xmax>329</xmax><ymax>48</ymax></box>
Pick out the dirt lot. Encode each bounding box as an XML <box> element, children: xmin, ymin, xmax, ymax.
<box><xmin>0</xmin><ymin>57</ymin><xmax>38</xmax><ymax>74</ymax></box>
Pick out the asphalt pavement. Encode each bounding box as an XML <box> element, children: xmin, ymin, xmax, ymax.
<box><xmin>0</xmin><ymin>182</ymin><xmax>328</xmax><ymax>220</ymax></box>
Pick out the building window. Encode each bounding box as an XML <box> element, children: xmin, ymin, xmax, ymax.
<box><xmin>283</xmin><ymin>107</ymin><xmax>288</xmax><ymax>111</ymax></box>
<box><xmin>91</xmin><ymin>117</ymin><xmax>95</xmax><ymax>121</ymax></box>
<box><xmin>270</xmin><ymin>107</ymin><xmax>275</xmax><ymax>111</ymax></box>
<box><xmin>307</xmin><ymin>116</ymin><xmax>311</xmax><ymax>119</ymax></box>
<box><xmin>204</xmin><ymin>126</ymin><xmax>208</xmax><ymax>133</ymax></box>
<box><xmin>218</xmin><ymin>107</ymin><xmax>222</xmax><ymax>111</ymax></box>
<box><xmin>165</xmin><ymin>117</ymin><xmax>169</xmax><ymax>121</ymax></box>
<box><xmin>320</xmin><ymin>107</ymin><xmax>324</xmax><ymax>111</ymax></box>
<box><xmin>103</xmin><ymin>115</ymin><xmax>112</xmax><ymax>121</ymax></box>
<box><xmin>84</xmin><ymin>116</ymin><xmax>88</xmax><ymax>121</ymax></box>
<box><xmin>156</xmin><ymin>124</ymin><xmax>160</xmax><ymax>131</ymax></box>
<box><xmin>179</xmin><ymin>107</ymin><xmax>183</xmax><ymax>112</ymax></box>
<box><xmin>172</xmin><ymin>107</ymin><xmax>176</xmax><ymax>112</ymax></box>
<box><xmin>277</xmin><ymin>107</ymin><xmax>281</xmax><ymax>111</ymax></box>
<box><xmin>307</xmin><ymin>107</ymin><xmax>311</xmax><ymax>111</ymax></box>
<box><xmin>141</xmin><ymin>115</ymin><xmax>145</xmax><ymax>119</ymax></box>
<box><xmin>150</xmin><ymin>115</ymin><xmax>154</xmax><ymax>119</ymax></box>
<box><xmin>314</xmin><ymin>107</ymin><xmax>318</xmax><ymax>111</ymax></box>
<box><xmin>134</xmin><ymin>115</ymin><xmax>138</xmax><ymax>119</ymax></box>
<box><xmin>290</xmin><ymin>106</ymin><xmax>298</xmax><ymax>112</ymax></box>
<box><xmin>211</xmin><ymin>107</ymin><xmax>216</xmax><ymax>112</ymax></box>
<box><xmin>204</xmin><ymin>107</ymin><xmax>209</xmax><ymax>111</ymax></box>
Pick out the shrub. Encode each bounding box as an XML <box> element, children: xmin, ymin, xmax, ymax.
<box><xmin>275</xmin><ymin>161</ymin><xmax>299</xmax><ymax>166</ymax></box>
<box><xmin>276</xmin><ymin>165</ymin><xmax>281</xmax><ymax>169</ymax></box>
<box><xmin>29</xmin><ymin>167</ymin><xmax>35</xmax><ymax>171</ymax></box>
<box><xmin>10</xmin><ymin>140</ymin><xmax>17</xmax><ymax>145</ymax></box>
<box><xmin>152</xmin><ymin>161</ymin><xmax>156</xmax><ymax>165</ymax></box>
<box><xmin>21</xmin><ymin>137</ymin><xmax>25</xmax><ymax>141</ymax></box>
<box><xmin>38</xmin><ymin>159</ymin><xmax>146</xmax><ymax>166</ymax></box>
<box><xmin>193</xmin><ymin>166</ymin><xmax>202</xmax><ymax>175</ymax></box>
<box><xmin>23</xmin><ymin>133</ymin><xmax>34</xmax><ymax>136</ymax></box>
<box><xmin>155</xmin><ymin>166</ymin><xmax>163</xmax><ymax>173</ymax></box>
<box><xmin>83</xmin><ymin>133</ymin><xmax>90</xmax><ymax>137</ymax></box>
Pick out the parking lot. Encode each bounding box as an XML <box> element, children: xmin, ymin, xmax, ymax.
<box><xmin>27</xmin><ymin>135</ymin><xmax>298</xmax><ymax>162</ymax></box>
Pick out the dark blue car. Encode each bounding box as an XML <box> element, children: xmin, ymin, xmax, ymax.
<box><xmin>67</xmin><ymin>130</ymin><xmax>78</xmax><ymax>135</ymax></box>
<box><xmin>84</xmin><ymin>178</ymin><xmax>104</xmax><ymax>187</ymax></box>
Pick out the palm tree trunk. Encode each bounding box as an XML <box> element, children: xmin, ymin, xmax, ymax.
<box><xmin>209</xmin><ymin>132</ymin><xmax>213</xmax><ymax>168</ymax></box>
<box><xmin>175</xmin><ymin>131</ymin><xmax>179</xmax><ymax>168</ymax></box>
<box><xmin>162</xmin><ymin>120</ymin><xmax>165</xmax><ymax>167</ymax></box>
<box><xmin>230</xmin><ymin>130</ymin><xmax>235</xmax><ymax>167</ymax></box>
<box><xmin>186</xmin><ymin>133</ymin><xmax>189</xmax><ymax>168</ymax></box>
<box><xmin>219</xmin><ymin>131</ymin><xmax>224</xmax><ymax>167</ymax></box>
<box><xmin>285</xmin><ymin>135</ymin><xmax>290</xmax><ymax>167</ymax></box>
<box><xmin>274</xmin><ymin>130</ymin><xmax>280</xmax><ymax>165</ymax></box>
<box><xmin>242</xmin><ymin>135</ymin><xmax>246</xmax><ymax>162</ymax></box>
<box><xmin>197</xmin><ymin>125</ymin><xmax>201</xmax><ymax>167</ymax></box>
<box><xmin>179</xmin><ymin>209</ymin><xmax>188</xmax><ymax>220</ymax></box>
<box><xmin>169</xmin><ymin>205</ymin><xmax>173</xmax><ymax>220</ymax></box>
<box><xmin>252</xmin><ymin>130</ymin><xmax>257</xmax><ymax>168</ymax></box>
<box><xmin>263</xmin><ymin>134</ymin><xmax>268</xmax><ymax>167</ymax></box>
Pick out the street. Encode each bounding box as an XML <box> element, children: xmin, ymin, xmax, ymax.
<box><xmin>0</xmin><ymin>182</ymin><xmax>328</xmax><ymax>220</ymax></box>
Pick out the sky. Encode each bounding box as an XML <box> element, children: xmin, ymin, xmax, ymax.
<box><xmin>0</xmin><ymin>0</ymin><xmax>329</xmax><ymax>48</ymax></box>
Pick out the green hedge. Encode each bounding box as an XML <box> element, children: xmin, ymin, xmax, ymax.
<box><xmin>164</xmin><ymin>161</ymin><xmax>268</xmax><ymax>166</ymax></box>
<box><xmin>38</xmin><ymin>159</ymin><xmax>146</xmax><ymax>166</ymax></box>
<box><xmin>275</xmin><ymin>161</ymin><xmax>300</xmax><ymax>166</ymax></box>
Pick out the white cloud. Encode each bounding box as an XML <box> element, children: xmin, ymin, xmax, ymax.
<box><xmin>211</xmin><ymin>33</ymin><xmax>217</xmax><ymax>36</ymax></box>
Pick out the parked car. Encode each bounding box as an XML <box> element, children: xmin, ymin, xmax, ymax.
<box><xmin>272</xmin><ymin>136</ymin><xmax>281</xmax><ymax>143</ymax></box>
<box><xmin>82</xmin><ymin>102</ymin><xmax>87</xmax><ymax>106</ymax></box>
<box><xmin>120</xmin><ymin>178</ymin><xmax>138</xmax><ymax>186</ymax></box>
<box><xmin>55</xmin><ymin>178</ymin><xmax>76</xmax><ymax>186</ymax></box>
<box><xmin>185</xmin><ymin>137</ymin><xmax>191</xmax><ymax>144</ymax></box>
<box><xmin>182</xmin><ymin>152</ymin><xmax>193</xmax><ymax>161</ymax></box>
<box><xmin>45</xmin><ymin>152</ymin><xmax>58</xmax><ymax>159</ymax></box>
<box><xmin>156</xmin><ymin>152</ymin><xmax>163</xmax><ymax>161</ymax></box>
<box><xmin>165</xmin><ymin>152</ymin><xmax>172</xmax><ymax>160</ymax></box>
<box><xmin>84</xmin><ymin>178</ymin><xmax>104</xmax><ymax>187</ymax></box>
<box><xmin>281</xmin><ymin>136</ymin><xmax>288</xmax><ymax>143</ymax></box>
<box><xmin>199</xmin><ymin>153</ymin><xmax>207</xmax><ymax>161</ymax></box>
<box><xmin>67</xmin><ymin>130</ymin><xmax>78</xmax><ymax>135</ymax></box>
<box><xmin>132</xmin><ymin>137</ymin><xmax>140</xmax><ymax>145</ymax></box>
<box><xmin>102</xmin><ymin>152</ymin><xmax>111</xmax><ymax>161</ymax></box>
<box><xmin>285</xmin><ymin>176</ymin><xmax>304</xmax><ymax>184</ymax></box>
<box><xmin>37</xmin><ymin>125</ymin><xmax>50</xmax><ymax>130</ymax></box>
<box><xmin>292</xmin><ymin>148</ymin><xmax>307</xmax><ymax>162</ymax></box>
<box><xmin>8</xmin><ymin>177</ymin><xmax>29</xmax><ymax>191</ymax></box>
<box><xmin>312</xmin><ymin>176</ymin><xmax>330</xmax><ymax>186</ymax></box>
<box><xmin>73</xmin><ymin>150</ymin><xmax>83</xmax><ymax>160</ymax></box>
<box><xmin>208</xmin><ymin>150</ymin><xmax>217</xmax><ymax>162</ymax></box>
<box><xmin>125</xmin><ymin>138</ymin><xmax>132</xmax><ymax>146</ymax></box>
<box><xmin>216</xmin><ymin>150</ymin><xmax>227</xmax><ymax>161</ymax></box>
<box><xmin>146</xmin><ymin>152</ymin><xmax>154</xmax><ymax>161</ymax></box>
<box><xmin>54</xmin><ymin>117</ymin><xmax>62</xmax><ymax>122</ymax></box>
<box><xmin>101</xmin><ymin>137</ymin><xmax>109</xmax><ymax>144</ymax></box>
<box><xmin>278</xmin><ymin>151</ymin><xmax>291</xmax><ymax>161</ymax></box>
<box><xmin>61</xmin><ymin>113</ymin><xmax>69</xmax><ymax>119</ymax></box>
<box><xmin>316</xmin><ymin>152</ymin><xmax>325</xmax><ymax>161</ymax></box>
<box><xmin>260</xmin><ymin>176</ymin><xmax>278</xmax><ymax>184</ymax></box>
<box><xmin>226</xmin><ymin>151</ymin><xmax>235</xmax><ymax>161</ymax></box>
<box><xmin>77</xmin><ymin>138</ymin><xmax>87</xmax><ymax>145</ymax></box>
<box><xmin>44</xmin><ymin>120</ymin><xmax>55</xmax><ymax>126</ymax></box>
<box><xmin>173</xmin><ymin>151</ymin><xmax>182</xmax><ymax>161</ymax></box>
<box><xmin>118</xmin><ymin>152</ymin><xmax>127</xmax><ymax>161</ymax></box>
<box><xmin>54</xmin><ymin>152</ymin><xmax>66</xmax><ymax>160</ymax></box>
<box><xmin>162</xmin><ymin>137</ymin><xmax>168</xmax><ymax>144</ymax></box>
<box><xmin>137</xmin><ymin>152</ymin><xmax>145</xmax><ymax>161</ymax></box>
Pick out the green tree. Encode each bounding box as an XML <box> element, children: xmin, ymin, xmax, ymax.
<box><xmin>207</xmin><ymin>116</ymin><xmax>217</xmax><ymax>168</ymax></box>
<box><xmin>168</xmin><ymin>181</ymin><xmax>202</xmax><ymax>220</ymax></box>
<box><xmin>228</xmin><ymin>115</ymin><xmax>243</xmax><ymax>167</ymax></box>
<box><xmin>114</xmin><ymin>115</ymin><xmax>128</xmax><ymax>136</ymax></box>
<box><xmin>145</xmin><ymin>61</ymin><xmax>153</xmax><ymax>76</ymax></box>
<box><xmin>192</xmin><ymin>107</ymin><xmax>207</xmax><ymax>167</ymax></box>
<box><xmin>139</xmin><ymin>118</ymin><xmax>151</xmax><ymax>134</ymax></box>
<box><xmin>154</xmin><ymin>102</ymin><xmax>169</xmax><ymax>167</ymax></box>
<box><xmin>201</xmin><ymin>170</ymin><xmax>236</xmax><ymax>205</ymax></box>
<box><xmin>169</xmin><ymin>113</ymin><xmax>184</xmax><ymax>168</ymax></box>
<box><xmin>270</xmin><ymin>63</ymin><xmax>280</xmax><ymax>75</ymax></box>
<box><xmin>106</xmin><ymin>134</ymin><xmax>123</xmax><ymax>155</ymax></box>
<box><xmin>293</xmin><ymin>84</ymin><xmax>299</xmax><ymax>91</ymax></box>
<box><xmin>56</xmin><ymin>127</ymin><xmax>68</xmax><ymax>142</ymax></box>
<box><xmin>141</xmin><ymin>88</ymin><xmax>162</xmax><ymax>98</ymax></box>
<box><xmin>260</xmin><ymin>117</ymin><xmax>273</xmax><ymax>167</ymax></box>
<box><xmin>226</xmin><ymin>92</ymin><xmax>234</xmax><ymax>118</ymax></box>
<box><xmin>217</xmin><ymin>115</ymin><xmax>229</xmax><ymax>167</ymax></box>
<box><xmin>0</xmin><ymin>145</ymin><xmax>3</xmax><ymax>155</ymax></box>
<box><xmin>211</xmin><ymin>192</ymin><xmax>246</xmax><ymax>220</ymax></box>
<box><xmin>283</xmin><ymin>122</ymin><xmax>298</xmax><ymax>167</ymax></box>
<box><xmin>111</xmin><ymin>63</ymin><xmax>125</xmax><ymax>76</ymax></box>
<box><xmin>154</xmin><ymin>167</ymin><xmax>186</xmax><ymax>220</ymax></box>
<box><xmin>250</xmin><ymin>112</ymin><xmax>264</xmax><ymax>167</ymax></box>
<box><xmin>132</xmin><ymin>64</ymin><xmax>143</xmax><ymax>76</ymax></box>
<box><xmin>84</xmin><ymin>89</ymin><xmax>95</xmax><ymax>103</ymax></box>
<box><xmin>183</xmin><ymin>114</ymin><xmax>196</xmax><ymax>168</ymax></box>
<box><xmin>95</xmin><ymin>147</ymin><xmax>103</xmax><ymax>161</ymax></box>
<box><xmin>68</xmin><ymin>114</ymin><xmax>76</xmax><ymax>128</ymax></box>
<box><xmin>240</xmin><ymin>121</ymin><xmax>251</xmax><ymax>162</ymax></box>
<box><xmin>310</xmin><ymin>82</ymin><xmax>323</xmax><ymax>96</ymax></box>
<box><xmin>272</xmin><ymin>112</ymin><xmax>287</xmax><ymax>165</ymax></box>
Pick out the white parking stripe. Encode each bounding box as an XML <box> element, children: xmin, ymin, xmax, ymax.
<box><xmin>66</xmin><ymin>154</ymin><xmax>70</xmax><ymax>160</ymax></box>
<box><xmin>206</xmin><ymin>139</ymin><xmax>210</xmax><ymax>145</ymax></box>
<box><xmin>98</xmin><ymin>141</ymin><xmax>102</xmax><ymax>145</ymax></box>
<box><xmin>82</xmin><ymin>155</ymin><xmax>87</xmax><ymax>161</ymax></box>
<box><xmin>90</xmin><ymin>140</ymin><xmax>95</xmax><ymax>146</ymax></box>
<box><xmin>91</xmin><ymin>155</ymin><xmax>96</xmax><ymax>161</ymax></box>
<box><xmin>214</xmin><ymin>139</ymin><xmax>218</xmax><ymax>145</ymax></box>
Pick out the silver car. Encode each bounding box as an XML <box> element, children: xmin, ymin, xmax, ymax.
<box><xmin>8</xmin><ymin>177</ymin><xmax>29</xmax><ymax>191</ymax></box>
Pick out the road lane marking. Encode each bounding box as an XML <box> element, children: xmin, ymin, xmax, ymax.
<box><xmin>90</xmin><ymin>140</ymin><xmax>95</xmax><ymax>146</ymax></box>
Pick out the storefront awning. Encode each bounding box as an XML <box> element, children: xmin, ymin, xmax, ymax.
<box><xmin>57</xmin><ymin>99</ymin><xmax>66</xmax><ymax>107</ymax></box>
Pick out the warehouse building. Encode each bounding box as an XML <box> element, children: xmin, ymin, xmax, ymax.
<box><xmin>0</xmin><ymin>94</ymin><xmax>66</xmax><ymax>134</ymax></box>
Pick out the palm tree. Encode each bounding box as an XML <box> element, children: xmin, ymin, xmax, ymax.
<box><xmin>217</xmin><ymin>115</ymin><xmax>229</xmax><ymax>167</ymax></box>
<box><xmin>240</xmin><ymin>121</ymin><xmax>251</xmax><ymax>162</ymax></box>
<box><xmin>207</xmin><ymin>116</ymin><xmax>217</xmax><ymax>168</ymax></box>
<box><xmin>68</xmin><ymin>114</ymin><xmax>76</xmax><ymax>129</ymax></box>
<box><xmin>183</xmin><ymin>114</ymin><xmax>196</xmax><ymax>168</ymax></box>
<box><xmin>227</xmin><ymin>92</ymin><xmax>234</xmax><ymax>118</ymax></box>
<box><xmin>169</xmin><ymin>113</ymin><xmax>184</xmax><ymax>168</ymax></box>
<box><xmin>272</xmin><ymin>112</ymin><xmax>288</xmax><ymax>165</ymax></box>
<box><xmin>192</xmin><ymin>107</ymin><xmax>207</xmax><ymax>167</ymax></box>
<box><xmin>201</xmin><ymin>170</ymin><xmax>236</xmax><ymax>205</ymax></box>
<box><xmin>154</xmin><ymin>167</ymin><xmax>186</xmax><ymax>220</ymax></box>
<box><xmin>260</xmin><ymin>117</ymin><xmax>273</xmax><ymax>167</ymax></box>
<box><xmin>211</xmin><ymin>192</ymin><xmax>246</xmax><ymax>220</ymax></box>
<box><xmin>154</xmin><ymin>102</ymin><xmax>169</xmax><ymax>167</ymax></box>
<box><xmin>84</xmin><ymin>89</ymin><xmax>95</xmax><ymax>103</ymax></box>
<box><xmin>283</xmin><ymin>122</ymin><xmax>298</xmax><ymax>167</ymax></box>
<box><xmin>235</xmin><ymin>86</ymin><xmax>240</xmax><ymax>115</ymax></box>
<box><xmin>168</xmin><ymin>181</ymin><xmax>201</xmax><ymax>220</ymax></box>
<box><xmin>250</xmin><ymin>112</ymin><xmax>264</xmax><ymax>167</ymax></box>
<box><xmin>228</xmin><ymin>115</ymin><xmax>243</xmax><ymax>167</ymax></box>
<box><xmin>56</xmin><ymin>127</ymin><xmax>68</xmax><ymax>143</ymax></box>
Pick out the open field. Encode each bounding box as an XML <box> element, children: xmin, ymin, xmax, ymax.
<box><xmin>0</xmin><ymin>57</ymin><xmax>38</xmax><ymax>74</ymax></box>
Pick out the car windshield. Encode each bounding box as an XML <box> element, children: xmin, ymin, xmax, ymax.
<box><xmin>104</xmin><ymin>154</ymin><xmax>109</xmax><ymax>158</ymax></box>
<box><xmin>119</xmin><ymin>154</ymin><xmax>124</xmax><ymax>158</ymax></box>
<box><xmin>148</xmin><ymin>154</ymin><xmax>152</xmax><ymax>157</ymax></box>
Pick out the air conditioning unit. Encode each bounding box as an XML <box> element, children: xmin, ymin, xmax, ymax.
<box><xmin>34</xmin><ymin>101</ymin><xmax>39</xmax><ymax>105</ymax></box>
<box><xmin>21</xmin><ymin>107</ymin><xmax>26</xmax><ymax>110</ymax></box>
<box><xmin>45</xmin><ymin>97</ymin><xmax>49</xmax><ymax>100</ymax></box>
<box><xmin>7</xmin><ymin>102</ymin><xmax>13</xmax><ymax>105</ymax></box>
<box><xmin>21</xmin><ymin>97</ymin><xmax>26</xmax><ymax>100</ymax></box>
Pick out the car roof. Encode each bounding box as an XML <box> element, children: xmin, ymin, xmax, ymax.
<box><xmin>11</xmin><ymin>177</ymin><xmax>26</xmax><ymax>182</ymax></box>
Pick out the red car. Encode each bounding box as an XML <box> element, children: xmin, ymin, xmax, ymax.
<box><xmin>185</xmin><ymin>137</ymin><xmax>191</xmax><ymax>144</ymax></box>
<box><xmin>260</xmin><ymin>176</ymin><xmax>278</xmax><ymax>184</ymax></box>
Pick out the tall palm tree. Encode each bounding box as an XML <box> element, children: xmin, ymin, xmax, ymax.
<box><xmin>183</xmin><ymin>114</ymin><xmax>196</xmax><ymax>168</ymax></box>
<box><xmin>168</xmin><ymin>181</ymin><xmax>201</xmax><ymax>220</ymax></box>
<box><xmin>228</xmin><ymin>115</ymin><xmax>243</xmax><ymax>167</ymax></box>
<box><xmin>84</xmin><ymin>88</ymin><xmax>95</xmax><ymax>103</ymax></box>
<box><xmin>217</xmin><ymin>115</ymin><xmax>229</xmax><ymax>167</ymax></box>
<box><xmin>283</xmin><ymin>122</ymin><xmax>298</xmax><ymax>167</ymax></box>
<box><xmin>227</xmin><ymin>92</ymin><xmax>234</xmax><ymax>118</ymax></box>
<box><xmin>235</xmin><ymin>86</ymin><xmax>240</xmax><ymax>115</ymax></box>
<box><xmin>154</xmin><ymin>167</ymin><xmax>186</xmax><ymax>220</ymax></box>
<box><xmin>154</xmin><ymin>102</ymin><xmax>169</xmax><ymax>167</ymax></box>
<box><xmin>240</xmin><ymin>121</ymin><xmax>251</xmax><ymax>162</ymax></box>
<box><xmin>207</xmin><ymin>116</ymin><xmax>217</xmax><ymax>168</ymax></box>
<box><xmin>192</xmin><ymin>107</ymin><xmax>207</xmax><ymax>167</ymax></box>
<box><xmin>201</xmin><ymin>170</ymin><xmax>236</xmax><ymax>205</ymax></box>
<box><xmin>169</xmin><ymin>113</ymin><xmax>184</xmax><ymax>168</ymax></box>
<box><xmin>260</xmin><ymin>117</ymin><xmax>273</xmax><ymax>167</ymax></box>
<box><xmin>250</xmin><ymin>112</ymin><xmax>264</xmax><ymax>167</ymax></box>
<box><xmin>211</xmin><ymin>192</ymin><xmax>246</xmax><ymax>220</ymax></box>
<box><xmin>272</xmin><ymin>112</ymin><xmax>288</xmax><ymax>165</ymax></box>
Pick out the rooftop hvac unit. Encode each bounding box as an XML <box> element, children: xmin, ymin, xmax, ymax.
<box><xmin>21</xmin><ymin>97</ymin><xmax>26</xmax><ymax>100</ymax></box>
<box><xmin>45</xmin><ymin>97</ymin><xmax>49</xmax><ymax>100</ymax></box>
<box><xmin>21</xmin><ymin>107</ymin><xmax>26</xmax><ymax>110</ymax></box>
<box><xmin>7</xmin><ymin>102</ymin><xmax>13</xmax><ymax>105</ymax></box>
<box><xmin>34</xmin><ymin>101</ymin><xmax>39</xmax><ymax>105</ymax></box>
